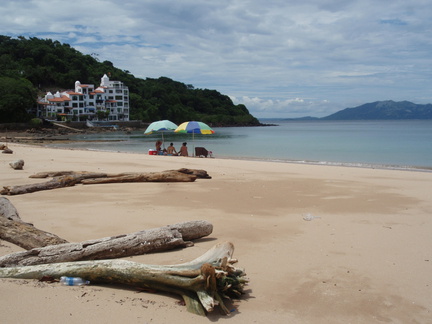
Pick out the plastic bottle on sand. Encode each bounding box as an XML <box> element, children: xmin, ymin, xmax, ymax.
<box><xmin>60</xmin><ymin>276</ymin><xmax>90</xmax><ymax>286</ymax></box>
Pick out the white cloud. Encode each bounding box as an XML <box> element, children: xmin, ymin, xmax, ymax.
<box><xmin>1</xmin><ymin>0</ymin><xmax>432</xmax><ymax>117</ymax></box>
<box><xmin>231</xmin><ymin>96</ymin><xmax>341</xmax><ymax>118</ymax></box>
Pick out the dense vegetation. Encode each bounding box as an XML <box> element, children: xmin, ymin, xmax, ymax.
<box><xmin>0</xmin><ymin>35</ymin><xmax>260</xmax><ymax>125</ymax></box>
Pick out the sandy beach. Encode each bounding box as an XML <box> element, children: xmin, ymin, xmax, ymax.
<box><xmin>1</xmin><ymin>142</ymin><xmax>431</xmax><ymax>323</ymax></box>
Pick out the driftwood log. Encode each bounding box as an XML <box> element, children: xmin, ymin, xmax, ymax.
<box><xmin>0</xmin><ymin>242</ymin><xmax>248</xmax><ymax>316</ymax></box>
<box><xmin>0</xmin><ymin>197</ymin><xmax>213</xmax><ymax>265</ymax></box>
<box><xmin>0</xmin><ymin>197</ymin><xmax>68</xmax><ymax>249</ymax></box>
<box><xmin>1</xmin><ymin>169</ymin><xmax>211</xmax><ymax>196</ymax></box>
<box><xmin>0</xmin><ymin>220</ymin><xmax>213</xmax><ymax>267</ymax></box>
<box><xmin>1</xmin><ymin>172</ymin><xmax>107</xmax><ymax>196</ymax></box>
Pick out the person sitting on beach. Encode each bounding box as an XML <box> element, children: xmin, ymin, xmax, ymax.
<box><xmin>179</xmin><ymin>142</ymin><xmax>188</xmax><ymax>156</ymax></box>
<box><xmin>155</xmin><ymin>140</ymin><xmax>167</xmax><ymax>154</ymax></box>
<box><xmin>155</xmin><ymin>140</ymin><xmax>162</xmax><ymax>152</ymax></box>
<box><xmin>166</xmin><ymin>143</ymin><xmax>178</xmax><ymax>156</ymax></box>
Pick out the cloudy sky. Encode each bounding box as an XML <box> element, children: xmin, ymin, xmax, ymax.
<box><xmin>2</xmin><ymin>0</ymin><xmax>432</xmax><ymax>118</ymax></box>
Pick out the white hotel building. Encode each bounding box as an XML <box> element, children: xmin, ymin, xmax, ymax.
<box><xmin>38</xmin><ymin>74</ymin><xmax>130</xmax><ymax>121</ymax></box>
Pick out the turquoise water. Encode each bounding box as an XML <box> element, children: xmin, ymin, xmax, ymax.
<box><xmin>46</xmin><ymin>120</ymin><xmax>432</xmax><ymax>171</ymax></box>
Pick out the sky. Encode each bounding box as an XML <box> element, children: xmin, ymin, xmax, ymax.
<box><xmin>1</xmin><ymin>0</ymin><xmax>432</xmax><ymax>118</ymax></box>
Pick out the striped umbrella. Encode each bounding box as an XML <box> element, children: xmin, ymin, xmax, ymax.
<box><xmin>174</xmin><ymin>121</ymin><xmax>215</xmax><ymax>156</ymax></box>
<box><xmin>174</xmin><ymin>121</ymin><xmax>215</xmax><ymax>135</ymax></box>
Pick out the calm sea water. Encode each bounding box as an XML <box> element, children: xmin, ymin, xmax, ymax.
<box><xmin>46</xmin><ymin>120</ymin><xmax>432</xmax><ymax>171</ymax></box>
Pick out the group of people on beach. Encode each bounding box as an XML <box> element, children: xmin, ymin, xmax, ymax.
<box><xmin>155</xmin><ymin>140</ymin><xmax>188</xmax><ymax>156</ymax></box>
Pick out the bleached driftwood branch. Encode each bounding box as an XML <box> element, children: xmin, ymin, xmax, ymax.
<box><xmin>0</xmin><ymin>220</ymin><xmax>213</xmax><ymax>267</ymax></box>
<box><xmin>0</xmin><ymin>242</ymin><xmax>248</xmax><ymax>316</ymax></box>
<box><xmin>1</xmin><ymin>198</ymin><xmax>213</xmax><ymax>266</ymax></box>
<box><xmin>0</xmin><ymin>197</ymin><xmax>68</xmax><ymax>249</ymax></box>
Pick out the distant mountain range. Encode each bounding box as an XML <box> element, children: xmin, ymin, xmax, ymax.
<box><xmin>287</xmin><ymin>100</ymin><xmax>432</xmax><ymax>120</ymax></box>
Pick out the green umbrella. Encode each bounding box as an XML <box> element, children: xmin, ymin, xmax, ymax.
<box><xmin>144</xmin><ymin>120</ymin><xmax>178</xmax><ymax>147</ymax></box>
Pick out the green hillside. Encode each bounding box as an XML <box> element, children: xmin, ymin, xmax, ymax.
<box><xmin>0</xmin><ymin>35</ymin><xmax>260</xmax><ymax>125</ymax></box>
<box><xmin>322</xmin><ymin>100</ymin><xmax>432</xmax><ymax>120</ymax></box>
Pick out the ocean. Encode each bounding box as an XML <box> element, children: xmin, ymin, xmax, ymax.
<box><xmin>45</xmin><ymin>120</ymin><xmax>432</xmax><ymax>171</ymax></box>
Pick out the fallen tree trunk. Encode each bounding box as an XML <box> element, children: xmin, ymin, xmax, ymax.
<box><xmin>80</xmin><ymin>170</ymin><xmax>196</xmax><ymax>184</ymax></box>
<box><xmin>0</xmin><ymin>242</ymin><xmax>248</xmax><ymax>316</ymax></box>
<box><xmin>1</xmin><ymin>169</ymin><xmax>211</xmax><ymax>196</ymax></box>
<box><xmin>0</xmin><ymin>172</ymin><xmax>107</xmax><ymax>195</ymax></box>
<box><xmin>1</xmin><ymin>198</ymin><xmax>212</xmax><ymax>264</ymax></box>
<box><xmin>28</xmin><ymin>171</ymin><xmax>98</xmax><ymax>178</ymax></box>
<box><xmin>0</xmin><ymin>197</ymin><xmax>68</xmax><ymax>249</ymax></box>
<box><xmin>28</xmin><ymin>168</ymin><xmax>212</xmax><ymax>180</ymax></box>
<box><xmin>0</xmin><ymin>220</ymin><xmax>213</xmax><ymax>267</ymax></box>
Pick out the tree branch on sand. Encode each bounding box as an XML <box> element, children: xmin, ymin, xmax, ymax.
<box><xmin>0</xmin><ymin>168</ymin><xmax>211</xmax><ymax>196</ymax></box>
<box><xmin>0</xmin><ymin>220</ymin><xmax>213</xmax><ymax>267</ymax></box>
<box><xmin>0</xmin><ymin>197</ymin><xmax>68</xmax><ymax>249</ymax></box>
<box><xmin>0</xmin><ymin>171</ymin><xmax>249</xmax><ymax>316</ymax></box>
<box><xmin>0</xmin><ymin>242</ymin><xmax>248</xmax><ymax>316</ymax></box>
<box><xmin>0</xmin><ymin>197</ymin><xmax>213</xmax><ymax>267</ymax></box>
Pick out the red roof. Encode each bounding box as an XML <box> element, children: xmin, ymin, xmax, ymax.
<box><xmin>48</xmin><ymin>96</ymin><xmax>71</xmax><ymax>102</ymax></box>
<box><xmin>66</xmin><ymin>91</ymin><xmax>83</xmax><ymax>95</ymax></box>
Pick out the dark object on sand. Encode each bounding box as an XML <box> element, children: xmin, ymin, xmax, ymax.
<box><xmin>195</xmin><ymin>147</ymin><xmax>209</xmax><ymax>157</ymax></box>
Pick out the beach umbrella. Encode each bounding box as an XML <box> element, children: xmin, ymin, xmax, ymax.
<box><xmin>174</xmin><ymin>121</ymin><xmax>215</xmax><ymax>156</ymax></box>
<box><xmin>174</xmin><ymin>121</ymin><xmax>215</xmax><ymax>135</ymax></box>
<box><xmin>144</xmin><ymin>120</ymin><xmax>178</xmax><ymax>147</ymax></box>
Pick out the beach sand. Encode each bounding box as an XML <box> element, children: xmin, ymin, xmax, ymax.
<box><xmin>1</xmin><ymin>143</ymin><xmax>431</xmax><ymax>323</ymax></box>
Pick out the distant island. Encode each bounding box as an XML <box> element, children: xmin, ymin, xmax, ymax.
<box><xmin>285</xmin><ymin>100</ymin><xmax>432</xmax><ymax>120</ymax></box>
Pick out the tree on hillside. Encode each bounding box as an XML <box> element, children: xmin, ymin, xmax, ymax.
<box><xmin>0</xmin><ymin>35</ymin><xmax>261</xmax><ymax>126</ymax></box>
<box><xmin>0</xmin><ymin>77</ymin><xmax>36</xmax><ymax>123</ymax></box>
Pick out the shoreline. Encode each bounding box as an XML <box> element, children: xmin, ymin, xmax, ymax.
<box><xmin>1</xmin><ymin>140</ymin><xmax>432</xmax><ymax>323</ymax></box>
<box><xmin>3</xmin><ymin>128</ymin><xmax>431</xmax><ymax>173</ymax></box>
<box><xmin>36</xmin><ymin>142</ymin><xmax>432</xmax><ymax>174</ymax></box>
